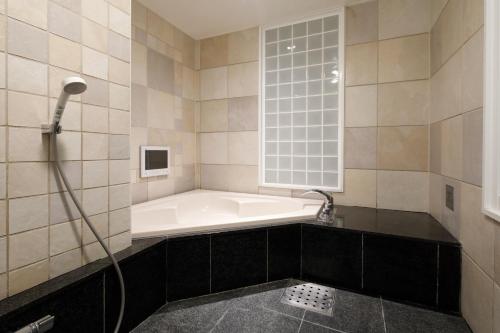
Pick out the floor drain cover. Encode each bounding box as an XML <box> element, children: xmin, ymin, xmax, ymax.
<box><xmin>280</xmin><ymin>283</ymin><xmax>335</xmax><ymax>316</ymax></box>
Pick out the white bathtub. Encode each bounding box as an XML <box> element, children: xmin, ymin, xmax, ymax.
<box><xmin>131</xmin><ymin>190</ymin><xmax>322</xmax><ymax>238</ymax></box>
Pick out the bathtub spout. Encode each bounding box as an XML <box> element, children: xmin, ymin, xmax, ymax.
<box><xmin>303</xmin><ymin>189</ymin><xmax>335</xmax><ymax>223</ymax></box>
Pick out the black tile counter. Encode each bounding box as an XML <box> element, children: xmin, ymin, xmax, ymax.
<box><xmin>0</xmin><ymin>205</ymin><xmax>461</xmax><ymax>332</ymax></box>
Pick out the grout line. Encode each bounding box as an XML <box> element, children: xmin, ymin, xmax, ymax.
<box><xmin>297</xmin><ymin>311</ymin><xmax>306</xmax><ymax>332</ymax></box>
<box><xmin>208</xmin><ymin>308</ymin><xmax>229</xmax><ymax>333</ymax></box>
<box><xmin>380</xmin><ymin>297</ymin><xmax>387</xmax><ymax>333</ymax></box>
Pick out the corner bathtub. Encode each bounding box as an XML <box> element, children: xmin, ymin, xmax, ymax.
<box><xmin>131</xmin><ymin>190</ymin><xmax>322</xmax><ymax>238</ymax></box>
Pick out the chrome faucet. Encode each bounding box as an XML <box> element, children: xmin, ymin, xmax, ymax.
<box><xmin>303</xmin><ymin>189</ymin><xmax>335</xmax><ymax>223</ymax></box>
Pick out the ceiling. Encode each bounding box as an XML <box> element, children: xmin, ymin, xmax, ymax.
<box><xmin>139</xmin><ymin>0</ymin><xmax>366</xmax><ymax>39</ymax></box>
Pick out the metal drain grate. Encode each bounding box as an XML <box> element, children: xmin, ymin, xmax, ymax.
<box><xmin>280</xmin><ymin>283</ymin><xmax>335</xmax><ymax>316</ymax></box>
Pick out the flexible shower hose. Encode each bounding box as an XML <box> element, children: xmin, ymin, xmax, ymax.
<box><xmin>52</xmin><ymin>130</ymin><xmax>125</xmax><ymax>333</ymax></box>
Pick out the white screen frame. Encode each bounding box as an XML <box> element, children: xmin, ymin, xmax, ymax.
<box><xmin>140</xmin><ymin>146</ymin><xmax>170</xmax><ymax>178</ymax></box>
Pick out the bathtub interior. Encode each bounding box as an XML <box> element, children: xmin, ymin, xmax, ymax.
<box><xmin>131</xmin><ymin>190</ymin><xmax>322</xmax><ymax>236</ymax></box>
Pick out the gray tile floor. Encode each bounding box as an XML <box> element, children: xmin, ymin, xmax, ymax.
<box><xmin>132</xmin><ymin>280</ymin><xmax>471</xmax><ymax>333</ymax></box>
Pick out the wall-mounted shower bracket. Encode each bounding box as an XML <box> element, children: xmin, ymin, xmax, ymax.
<box><xmin>41</xmin><ymin>123</ymin><xmax>61</xmax><ymax>134</ymax></box>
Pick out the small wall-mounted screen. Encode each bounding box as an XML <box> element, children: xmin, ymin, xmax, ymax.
<box><xmin>145</xmin><ymin>150</ymin><xmax>168</xmax><ymax>170</ymax></box>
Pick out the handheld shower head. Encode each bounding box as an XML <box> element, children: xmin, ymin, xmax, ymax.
<box><xmin>49</xmin><ymin>77</ymin><xmax>87</xmax><ymax>133</ymax></box>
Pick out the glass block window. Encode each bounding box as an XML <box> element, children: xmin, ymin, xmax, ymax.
<box><xmin>261</xmin><ymin>11</ymin><xmax>344</xmax><ymax>191</ymax></box>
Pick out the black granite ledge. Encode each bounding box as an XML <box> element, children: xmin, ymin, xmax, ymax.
<box><xmin>0</xmin><ymin>237</ymin><xmax>166</xmax><ymax>319</ymax></box>
<box><xmin>306</xmin><ymin>205</ymin><xmax>459</xmax><ymax>245</ymax></box>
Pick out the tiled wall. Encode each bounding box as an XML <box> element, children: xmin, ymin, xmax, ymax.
<box><xmin>198</xmin><ymin>28</ymin><xmax>260</xmax><ymax>193</ymax></box>
<box><xmin>0</xmin><ymin>0</ymin><xmax>132</xmax><ymax>300</ymax></box>
<box><xmin>198</xmin><ymin>1</ymin><xmax>430</xmax><ymax>212</ymax></box>
<box><xmin>427</xmin><ymin>0</ymin><xmax>500</xmax><ymax>332</ymax></box>
<box><xmin>130</xmin><ymin>0</ymin><xmax>198</xmax><ymax>204</ymax></box>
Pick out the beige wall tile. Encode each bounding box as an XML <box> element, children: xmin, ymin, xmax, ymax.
<box><xmin>82</xmin><ymin>239</ymin><xmax>108</xmax><ymax>264</ymax></box>
<box><xmin>460</xmin><ymin>182</ymin><xmax>495</xmax><ymax>276</ymax></box>
<box><xmin>83</xmin><ymin>160</ymin><xmax>108</xmax><ymax>188</ymax></box>
<box><xmin>345</xmin><ymin>127</ymin><xmax>377</xmax><ymax>169</ymax></box>
<box><xmin>147</xmin><ymin>89</ymin><xmax>173</xmax><ymax>129</ymax></box>
<box><xmin>346</xmin><ymin>1</ymin><xmax>378</xmax><ymax>45</ymax></box>
<box><xmin>110</xmin><ymin>109</ymin><xmax>130</xmax><ymax>134</ymax></box>
<box><xmin>48</xmin><ymin>1</ymin><xmax>81</xmax><ymax>42</ymax></box>
<box><xmin>82</xmin><ymin>186</ymin><xmax>108</xmax><ymax>215</ymax></box>
<box><xmin>462</xmin><ymin>254</ymin><xmax>494</xmax><ymax>333</ymax></box>
<box><xmin>430</xmin><ymin>0</ymin><xmax>462</xmax><ymax>73</ymax></box>
<box><xmin>8</xmin><ymin>162</ymin><xmax>48</xmax><ymax>198</ymax></box>
<box><xmin>9</xmin><ymin>228</ymin><xmax>48</xmax><ymax>269</ymax></box>
<box><xmin>461</xmin><ymin>29</ymin><xmax>483</xmax><ymax>113</ymax></box>
<box><xmin>377</xmin><ymin>126</ymin><xmax>429</xmax><ymax>171</ymax></box>
<box><xmin>82</xmin><ymin>18</ymin><xmax>108</xmax><ymax>53</ymax></box>
<box><xmin>49</xmin><ymin>248</ymin><xmax>81</xmax><ymax>278</ymax></box>
<box><xmin>345</xmin><ymin>42</ymin><xmax>378</xmax><ymax>86</ymax></box>
<box><xmin>345</xmin><ymin>85</ymin><xmax>377</xmax><ymax>127</ymax></box>
<box><xmin>109</xmin><ymin>134</ymin><xmax>129</xmax><ymax>159</ymax></box>
<box><xmin>132</xmin><ymin>0</ymin><xmax>146</xmax><ymax>30</ymax></box>
<box><xmin>8</xmin><ymin>55</ymin><xmax>47</xmax><ymax>95</ymax></box>
<box><xmin>0</xmin><ymin>200</ymin><xmax>6</xmax><ymax>236</ymax></box>
<box><xmin>0</xmin><ymin>273</ymin><xmax>5</xmax><ymax>300</ymax></box>
<box><xmin>377</xmin><ymin>170</ymin><xmax>429</xmax><ymax>212</ymax></box>
<box><xmin>131</xmin><ymin>41</ymin><xmax>147</xmax><ymax>85</ymax></box>
<box><xmin>378</xmin><ymin>80</ymin><xmax>429</xmax><ymax>126</ymax></box>
<box><xmin>494</xmin><ymin>283</ymin><xmax>500</xmax><ymax>333</ymax></box>
<box><xmin>228</xmin><ymin>27</ymin><xmax>259</xmax><ymax>64</ymax></box>
<box><xmin>82</xmin><ymin>47</ymin><xmax>108</xmax><ymax>80</ymax></box>
<box><xmin>49</xmin><ymin>220</ymin><xmax>81</xmax><ymax>255</ymax></box>
<box><xmin>109</xmin><ymin>207</ymin><xmax>130</xmax><ymax>235</ymax></box>
<box><xmin>379</xmin><ymin>34</ymin><xmax>429</xmax><ymax>83</ymax></box>
<box><xmin>429</xmin><ymin>172</ymin><xmax>442</xmax><ymax>222</ymax></box>
<box><xmin>82</xmin><ymin>133</ymin><xmax>108</xmax><ymax>160</ymax></box>
<box><xmin>109</xmin><ymin>5</ymin><xmax>130</xmax><ymax>38</ymax></box>
<box><xmin>334</xmin><ymin>169</ymin><xmax>377</xmax><ymax>208</ymax></box>
<box><xmin>82</xmin><ymin>213</ymin><xmax>108</xmax><ymax>244</ymax></box>
<box><xmin>462</xmin><ymin>0</ymin><xmax>484</xmax><ymax>42</ymax></box>
<box><xmin>0</xmin><ymin>127</ymin><xmax>3</xmax><ymax>162</ymax></box>
<box><xmin>431</xmin><ymin>0</ymin><xmax>448</xmax><ymax>28</ymax></box>
<box><xmin>109</xmin><ymin>83</ymin><xmax>130</xmax><ymax>111</ymax></box>
<box><xmin>109</xmin><ymin>30</ymin><xmax>130</xmax><ymax>63</ymax></box>
<box><xmin>0</xmin><ymin>164</ymin><xmax>4</xmax><ymax>199</ymax></box>
<box><xmin>228</xmin><ymin>131</ymin><xmax>258</xmax><ymax>165</ymax></box>
<box><xmin>429</xmin><ymin>122</ymin><xmax>441</xmax><ymax>174</ymax></box>
<box><xmin>200</xmin><ymin>67</ymin><xmax>227</xmax><ymax>101</ymax></box>
<box><xmin>8</xmin><ymin>18</ymin><xmax>47</xmax><ymax>62</ymax></box>
<box><xmin>51</xmin><ymin>0</ymin><xmax>80</xmax><ymax>14</ymax></box>
<box><xmin>8</xmin><ymin>0</ymin><xmax>47</xmax><ymax>29</ymax></box>
<box><xmin>109</xmin><ymin>57</ymin><xmax>130</xmax><ymax>87</ymax></box>
<box><xmin>82</xmin><ymin>75</ymin><xmax>109</xmax><ymax>107</ymax></box>
<box><xmin>109</xmin><ymin>231</ymin><xmax>131</xmax><ymax>253</ymax></box>
<box><xmin>50</xmin><ymin>190</ymin><xmax>81</xmax><ymax>224</ymax></box>
<box><xmin>201</xmin><ymin>164</ymin><xmax>229</xmax><ymax>191</ymax></box>
<box><xmin>200</xmin><ymin>99</ymin><xmax>228</xmax><ymax>132</ymax></box>
<box><xmin>50</xmin><ymin>130</ymin><xmax>81</xmax><ymax>161</ymax></box>
<box><xmin>82</xmin><ymin>104</ymin><xmax>108</xmax><ymax>133</ymax></box>
<box><xmin>109</xmin><ymin>160</ymin><xmax>129</xmax><ymax>185</ymax></box>
<box><xmin>0</xmin><ymin>90</ymin><xmax>5</xmax><ymax>125</ymax></box>
<box><xmin>200</xmin><ymin>35</ymin><xmax>228</xmax><ymax>69</ymax></box>
<box><xmin>109</xmin><ymin>183</ymin><xmax>130</xmax><ymax>210</ymax></box>
<box><xmin>441</xmin><ymin>115</ymin><xmax>463</xmax><ymax>180</ymax></box>
<box><xmin>9</xmin><ymin>195</ymin><xmax>48</xmax><ymax>234</ymax></box>
<box><xmin>82</xmin><ymin>0</ymin><xmax>108</xmax><ymax>27</ymax></box>
<box><xmin>228</xmin><ymin>96</ymin><xmax>258</xmax><ymax>131</ymax></box>
<box><xmin>227</xmin><ymin>61</ymin><xmax>258</xmax><ymax>98</ymax></box>
<box><xmin>8</xmin><ymin>260</ymin><xmax>49</xmax><ymax>295</ymax></box>
<box><xmin>495</xmin><ymin>224</ymin><xmax>500</xmax><ymax>285</ymax></box>
<box><xmin>226</xmin><ymin>165</ymin><xmax>258</xmax><ymax>194</ymax></box>
<box><xmin>147</xmin><ymin>49</ymin><xmax>174</xmax><ymax>94</ymax></box>
<box><xmin>131</xmin><ymin>84</ymin><xmax>147</xmax><ymax>127</ymax></box>
<box><xmin>462</xmin><ymin>109</ymin><xmax>482</xmax><ymax>186</ymax></box>
<box><xmin>8</xmin><ymin>127</ymin><xmax>49</xmax><ymax>162</ymax></box>
<box><xmin>49</xmin><ymin>99</ymin><xmax>81</xmax><ymax>131</ymax></box>
<box><xmin>200</xmin><ymin>132</ymin><xmax>227</xmax><ymax>164</ymax></box>
<box><xmin>148</xmin><ymin>178</ymin><xmax>174</xmax><ymax>200</ymax></box>
<box><xmin>146</xmin><ymin>11</ymin><xmax>173</xmax><ymax>45</ymax></box>
<box><xmin>49</xmin><ymin>160</ymin><xmax>81</xmax><ymax>193</ymax></box>
<box><xmin>0</xmin><ymin>237</ymin><xmax>6</xmax><ymax>273</ymax></box>
<box><xmin>430</xmin><ymin>52</ymin><xmax>461</xmax><ymax>123</ymax></box>
<box><xmin>378</xmin><ymin>0</ymin><xmax>430</xmax><ymax>40</ymax></box>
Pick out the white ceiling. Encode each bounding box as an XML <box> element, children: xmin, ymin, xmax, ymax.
<box><xmin>139</xmin><ymin>0</ymin><xmax>366</xmax><ymax>39</ymax></box>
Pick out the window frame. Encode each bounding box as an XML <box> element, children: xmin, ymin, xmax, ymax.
<box><xmin>258</xmin><ymin>8</ymin><xmax>345</xmax><ymax>192</ymax></box>
<box><xmin>483</xmin><ymin>0</ymin><xmax>500</xmax><ymax>221</ymax></box>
